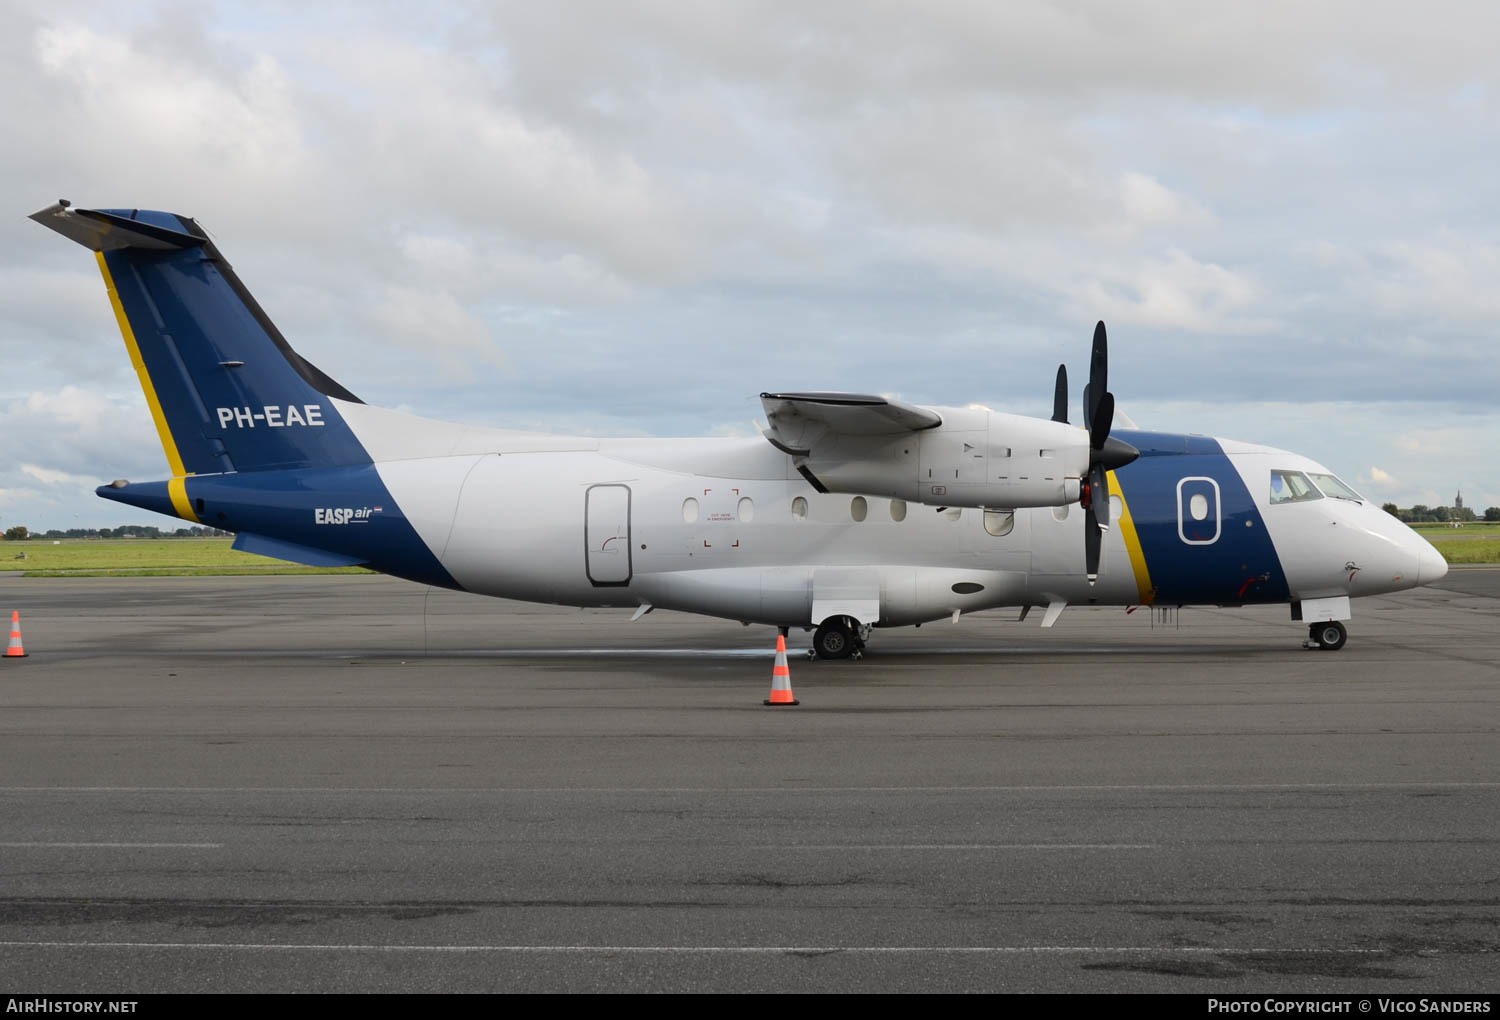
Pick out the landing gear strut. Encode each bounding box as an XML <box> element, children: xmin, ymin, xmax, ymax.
<box><xmin>812</xmin><ymin>617</ymin><xmax>864</xmax><ymax>660</ymax></box>
<box><xmin>1306</xmin><ymin>620</ymin><xmax>1347</xmax><ymax>651</ymax></box>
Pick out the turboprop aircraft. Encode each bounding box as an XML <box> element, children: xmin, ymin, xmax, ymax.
<box><xmin>30</xmin><ymin>202</ymin><xmax>1449</xmax><ymax>657</ymax></box>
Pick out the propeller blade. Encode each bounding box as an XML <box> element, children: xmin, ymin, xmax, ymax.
<box><xmin>1086</xmin><ymin>321</ymin><xmax>1107</xmax><ymax>425</ymax></box>
<box><xmin>1052</xmin><ymin>364</ymin><xmax>1068</xmax><ymax>424</ymax></box>
<box><xmin>1075</xmin><ymin>320</ymin><xmax>1117</xmax><ymax>587</ymax></box>
<box><xmin>1084</xmin><ymin>511</ymin><xmax>1101</xmax><ymax>583</ymax></box>
<box><xmin>1091</xmin><ymin>462</ymin><xmax>1110</xmax><ymax>530</ymax></box>
<box><xmin>1090</xmin><ymin>391</ymin><xmax>1114</xmax><ymax>451</ymax></box>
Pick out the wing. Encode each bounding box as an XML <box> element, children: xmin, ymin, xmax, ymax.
<box><xmin>759</xmin><ymin>392</ymin><xmax>942</xmax><ymax>456</ymax></box>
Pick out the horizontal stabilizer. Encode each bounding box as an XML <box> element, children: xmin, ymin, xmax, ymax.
<box><xmin>28</xmin><ymin>202</ymin><xmax>205</xmax><ymax>251</ymax></box>
<box><xmin>232</xmin><ymin>532</ymin><xmax>369</xmax><ymax>568</ymax></box>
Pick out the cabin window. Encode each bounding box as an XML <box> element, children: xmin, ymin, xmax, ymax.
<box><xmin>851</xmin><ymin>496</ymin><xmax>868</xmax><ymax>522</ymax></box>
<box><xmin>791</xmin><ymin>496</ymin><xmax>808</xmax><ymax>520</ymax></box>
<box><xmin>889</xmin><ymin>498</ymin><xmax>907</xmax><ymax>522</ymax></box>
<box><xmin>738</xmin><ymin>496</ymin><xmax>754</xmax><ymax>522</ymax></box>
<box><xmin>1110</xmin><ymin>495</ymin><xmax>1124</xmax><ymax>522</ymax></box>
<box><xmin>1307</xmin><ymin>473</ymin><xmax>1363</xmax><ymax>503</ymax></box>
<box><xmin>984</xmin><ymin>509</ymin><xmax>1014</xmax><ymax>536</ymax></box>
<box><xmin>682</xmin><ymin>497</ymin><xmax>699</xmax><ymax>523</ymax></box>
<box><xmin>1269</xmin><ymin>469</ymin><xmax>1321</xmax><ymax>505</ymax></box>
<box><xmin>1189</xmin><ymin>493</ymin><xmax>1209</xmax><ymax>521</ymax></box>
<box><xmin>944</xmin><ymin>506</ymin><xmax>963</xmax><ymax>522</ymax></box>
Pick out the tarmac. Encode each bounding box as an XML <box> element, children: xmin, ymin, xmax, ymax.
<box><xmin>0</xmin><ymin>570</ymin><xmax>1497</xmax><ymax>993</ymax></box>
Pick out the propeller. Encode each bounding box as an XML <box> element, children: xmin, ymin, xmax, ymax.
<box><xmin>1052</xmin><ymin>321</ymin><xmax>1139</xmax><ymax>584</ymax></box>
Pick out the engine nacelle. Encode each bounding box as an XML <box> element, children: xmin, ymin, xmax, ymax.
<box><xmin>796</xmin><ymin>406</ymin><xmax>1088</xmax><ymax>510</ymax></box>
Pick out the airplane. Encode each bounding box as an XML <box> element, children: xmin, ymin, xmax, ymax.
<box><xmin>29</xmin><ymin>201</ymin><xmax>1449</xmax><ymax>658</ymax></box>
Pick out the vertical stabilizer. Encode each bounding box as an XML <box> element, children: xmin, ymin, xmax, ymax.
<box><xmin>31</xmin><ymin>202</ymin><xmax>369</xmax><ymax>476</ymax></box>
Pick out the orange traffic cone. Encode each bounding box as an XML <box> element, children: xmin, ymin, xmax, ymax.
<box><xmin>5</xmin><ymin>611</ymin><xmax>27</xmax><ymax>658</ymax></box>
<box><xmin>763</xmin><ymin>633</ymin><xmax>798</xmax><ymax>706</ymax></box>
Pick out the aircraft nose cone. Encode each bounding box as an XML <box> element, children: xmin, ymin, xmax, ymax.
<box><xmin>1417</xmin><ymin>540</ymin><xmax>1448</xmax><ymax>586</ymax></box>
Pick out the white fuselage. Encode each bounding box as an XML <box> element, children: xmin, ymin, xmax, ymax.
<box><xmin>341</xmin><ymin>401</ymin><xmax>1446</xmax><ymax>630</ymax></box>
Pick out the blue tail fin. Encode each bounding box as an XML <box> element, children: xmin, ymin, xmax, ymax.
<box><xmin>30</xmin><ymin>202</ymin><xmax>369</xmax><ymax>475</ymax></box>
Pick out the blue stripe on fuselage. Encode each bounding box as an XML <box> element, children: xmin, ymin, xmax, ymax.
<box><xmin>1111</xmin><ymin>430</ymin><xmax>1289</xmax><ymax>605</ymax></box>
<box><xmin>98</xmin><ymin>467</ymin><xmax>458</xmax><ymax>590</ymax></box>
<box><xmin>192</xmin><ymin>467</ymin><xmax>458</xmax><ymax>588</ymax></box>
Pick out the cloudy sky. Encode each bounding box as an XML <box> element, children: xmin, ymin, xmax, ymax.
<box><xmin>3</xmin><ymin>0</ymin><xmax>1497</xmax><ymax>530</ymax></box>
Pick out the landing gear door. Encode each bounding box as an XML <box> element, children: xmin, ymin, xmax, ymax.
<box><xmin>1177</xmin><ymin>476</ymin><xmax>1221</xmax><ymax>546</ymax></box>
<box><xmin>585</xmin><ymin>484</ymin><xmax>632</xmax><ymax>586</ymax></box>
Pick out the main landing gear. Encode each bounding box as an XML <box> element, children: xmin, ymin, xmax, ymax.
<box><xmin>811</xmin><ymin>616</ymin><xmax>870</xmax><ymax>660</ymax></box>
<box><xmin>1305</xmin><ymin>620</ymin><xmax>1347</xmax><ymax>651</ymax></box>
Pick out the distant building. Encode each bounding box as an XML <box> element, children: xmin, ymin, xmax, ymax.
<box><xmin>1455</xmin><ymin>490</ymin><xmax>1465</xmax><ymax>511</ymax></box>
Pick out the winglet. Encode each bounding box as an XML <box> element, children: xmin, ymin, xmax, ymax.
<box><xmin>28</xmin><ymin>202</ymin><xmax>206</xmax><ymax>252</ymax></box>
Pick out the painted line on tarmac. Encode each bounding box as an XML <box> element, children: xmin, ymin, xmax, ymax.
<box><xmin>2</xmin><ymin>782</ymin><xmax>1497</xmax><ymax>794</ymax></box>
<box><xmin>771</xmin><ymin>844</ymin><xmax>1157</xmax><ymax>850</ymax></box>
<box><xmin>0</xmin><ymin>941</ymin><xmax>1393</xmax><ymax>955</ymax></box>
<box><xmin>0</xmin><ymin>842</ymin><xmax>222</xmax><ymax>849</ymax></box>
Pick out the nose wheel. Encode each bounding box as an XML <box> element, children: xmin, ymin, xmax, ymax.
<box><xmin>1306</xmin><ymin>620</ymin><xmax>1347</xmax><ymax>651</ymax></box>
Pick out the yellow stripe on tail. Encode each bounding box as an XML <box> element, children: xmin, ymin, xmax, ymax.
<box><xmin>167</xmin><ymin>476</ymin><xmax>201</xmax><ymax>524</ymax></box>
<box><xmin>95</xmin><ymin>251</ymin><xmax>188</xmax><ymax>478</ymax></box>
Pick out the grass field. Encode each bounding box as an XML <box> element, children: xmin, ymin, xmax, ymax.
<box><xmin>0</xmin><ymin>538</ymin><xmax>372</xmax><ymax>577</ymax></box>
<box><xmin>1410</xmin><ymin>522</ymin><xmax>1500</xmax><ymax>565</ymax></box>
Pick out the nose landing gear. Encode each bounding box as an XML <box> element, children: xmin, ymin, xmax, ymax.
<box><xmin>1305</xmin><ymin>620</ymin><xmax>1347</xmax><ymax>651</ymax></box>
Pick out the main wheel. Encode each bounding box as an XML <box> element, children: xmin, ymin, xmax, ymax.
<box><xmin>1309</xmin><ymin>620</ymin><xmax>1347</xmax><ymax>651</ymax></box>
<box><xmin>813</xmin><ymin>618</ymin><xmax>857</xmax><ymax>659</ymax></box>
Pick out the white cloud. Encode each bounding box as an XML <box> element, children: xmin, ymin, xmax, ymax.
<box><xmin>20</xmin><ymin>463</ymin><xmax>98</xmax><ymax>487</ymax></box>
<box><xmin>895</xmin><ymin>232</ymin><xmax>1272</xmax><ymax>334</ymax></box>
<box><xmin>1078</xmin><ymin>248</ymin><xmax>1266</xmax><ymax>333</ymax></box>
<box><xmin>1374</xmin><ymin>235</ymin><xmax>1500</xmax><ymax>325</ymax></box>
<box><xmin>398</xmin><ymin>234</ymin><xmax>632</xmax><ymax>303</ymax></box>
<box><xmin>1115</xmin><ymin>173</ymin><xmax>1216</xmax><ymax>237</ymax></box>
<box><xmin>364</xmin><ymin>285</ymin><xmax>503</xmax><ymax>382</ymax></box>
<box><xmin>1395</xmin><ymin>427</ymin><xmax>1470</xmax><ymax>457</ymax></box>
<box><xmin>0</xmin><ymin>386</ymin><xmax>160</xmax><ymax>477</ymax></box>
<box><xmin>31</xmin><ymin>23</ymin><xmax>319</xmax><ymax>222</ymax></box>
<box><xmin>1358</xmin><ymin>466</ymin><xmax>1398</xmax><ymax>490</ymax></box>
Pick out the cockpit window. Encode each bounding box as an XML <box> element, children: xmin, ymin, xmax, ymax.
<box><xmin>1307</xmin><ymin>473</ymin><xmax>1362</xmax><ymax>503</ymax></box>
<box><xmin>1269</xmin><ymin>469</ymin><xmax>1322</xmax><ymax>504</ymax></box>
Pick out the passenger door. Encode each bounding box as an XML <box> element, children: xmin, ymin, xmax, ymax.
<box><xmin>585</xmin><ymin>484</ymin><xmax>632</xmax><ymax>586</ymax></box>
